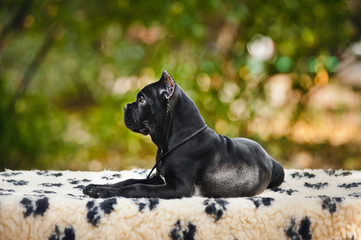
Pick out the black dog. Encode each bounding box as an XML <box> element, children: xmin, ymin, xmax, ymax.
<box><xmin>83</xmin><ymin>71</ymin><xmax>284</xmax><ymax>198</ymax></box>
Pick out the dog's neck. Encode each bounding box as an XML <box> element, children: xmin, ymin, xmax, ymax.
<box><xmin>151</xmin><ymin>85</ymin><xmax>206</xmax><ymax>154</ymax></box>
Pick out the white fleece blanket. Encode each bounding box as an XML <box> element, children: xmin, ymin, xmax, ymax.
<box><xmin>0</xmin><ymin>169</ymin><xmax>360</xmax><ymax>240</ymax></box>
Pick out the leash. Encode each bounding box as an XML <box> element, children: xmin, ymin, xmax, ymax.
<box><xmin>147</xmin><ymin>125</ymin><xmax>208</xmax><ymax>179</ymax></box>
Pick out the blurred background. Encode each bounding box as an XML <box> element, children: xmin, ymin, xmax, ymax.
<box><xmin>1</xmin><ymin>0</ymin><xmax>361</xmax><ymax>171</ymax></box>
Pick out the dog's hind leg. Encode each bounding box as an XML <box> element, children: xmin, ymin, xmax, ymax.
<box><xmin>267</xmin><ymin>158</ymin><xmax>285</xmax><ymax>188</ymax></box>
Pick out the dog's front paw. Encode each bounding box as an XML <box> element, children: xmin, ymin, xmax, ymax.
<box><xmin>90</xmin><ymin>188</ymin><xmax>119</xmax><ymax>198</ymax></box>
<box><xmin>83</xmin><ymin>184</ymin><xmax>97</xmax><ymax>195</ymax></box>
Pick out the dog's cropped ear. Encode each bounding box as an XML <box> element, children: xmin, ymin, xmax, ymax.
<box><xmin>160</xmin><ymin>70</ymin><xmax>175</xmax><ymax>99</ymax></box>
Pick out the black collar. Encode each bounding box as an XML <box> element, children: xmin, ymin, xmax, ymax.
<box><xmin>147</xmin><ymin>125</ymin><xmax>208</xmax><ymax>179</ymax></box>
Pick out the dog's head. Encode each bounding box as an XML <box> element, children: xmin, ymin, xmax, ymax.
<box><xmin>124</xmin><ymin>70</ymin><xmax>175</xmax><ymax>136</ymax></box>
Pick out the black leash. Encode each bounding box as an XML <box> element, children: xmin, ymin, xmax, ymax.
<box><xmin>147</xmin><ymin>125</ymin><xmax>208</xmax><ymax>179</ymax></box>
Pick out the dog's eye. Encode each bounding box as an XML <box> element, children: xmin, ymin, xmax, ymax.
<box><xmin>138</xmin><ymin>96</ymin><xmax>146</xmax><ymax>104</ymax></box>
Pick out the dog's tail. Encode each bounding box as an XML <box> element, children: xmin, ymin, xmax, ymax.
<box><xmin>267</xmin><ymin>158</ymin><xmax>285</xmax><ymax>189</ymax></box>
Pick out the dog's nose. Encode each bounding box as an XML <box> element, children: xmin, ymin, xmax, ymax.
<box><xmin>124</xmin><ymin>104</ymin><xmax>129</xmax><ymax>111</ymax></box>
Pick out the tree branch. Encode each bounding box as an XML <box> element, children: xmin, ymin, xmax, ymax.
<box><xmin>8</xmin><ymin>33</ymin><xmax>54</xmax><ymax>113</ymax></box>
<box><xmin>0</xmin><ymin>0</ymin><xmax>33</xmax><ymax>53</ymax></box>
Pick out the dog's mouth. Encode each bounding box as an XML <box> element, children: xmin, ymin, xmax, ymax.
<box><xmin>124</xmin><ymin>104</ymin><xmax>151</xmax><ymax>136</ymax></box>
<box><xmin>125</xmin><ymin>119</ymin><xmax>150</xmax><ymax>136</ymax></box>
<box><xmin>126</xmin><ymin>124</ymin><xmax>150</xmax><ymax>135</ymax></box>
<box><xmin>124</xmin><ymin>115</ymin><xmax>150</xmax><ymax>135</ymax></box>
<box><xmin>125</xmin><ymin>123</ymin><xmax>150</xmax><ymax>136</ymax></box>
<box><xmin>138</xmin><ymin>127</ymin><xmax>150</xmax><ymax>135</ymax></box>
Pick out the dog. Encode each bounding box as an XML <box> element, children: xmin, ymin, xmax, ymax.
<box><xmin>83</xmin><ymin>71</ymin><xmax>284</xmax><ymax>199</ymax></box>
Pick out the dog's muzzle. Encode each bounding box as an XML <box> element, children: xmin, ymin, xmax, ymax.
<box><xmin>124</xmin><ymin>104</ymin><xmax>149</xmax><ymax>135</ymax></box>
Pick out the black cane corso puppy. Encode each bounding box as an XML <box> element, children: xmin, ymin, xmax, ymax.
<box><xmin>83</xmin><ymin>71</ymin><xmax>284</xmax><ymax>198</ymax></box>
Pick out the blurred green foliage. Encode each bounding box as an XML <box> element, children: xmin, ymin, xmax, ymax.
<box><xmin>1</xmin><ymin>0</ymin><xmax>360</xmax><ymax>170</ymax></box>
